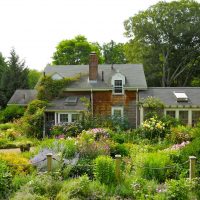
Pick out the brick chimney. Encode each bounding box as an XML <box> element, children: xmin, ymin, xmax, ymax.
<box><xmin>89</xmin><ymin>52</ymin><xmax>98</xmax><ymax>82</ymax></box>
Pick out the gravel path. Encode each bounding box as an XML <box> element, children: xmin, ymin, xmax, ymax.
<box><xmin>0</xmin><ymin>147</ymin><xmax>35</xmax><ymax>153</ymax></box>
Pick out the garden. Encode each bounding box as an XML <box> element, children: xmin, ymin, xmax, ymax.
<box><xmin>0</xmin><ymin>100</ymin><xmax>200</xmax><ymax>200</ymax></box>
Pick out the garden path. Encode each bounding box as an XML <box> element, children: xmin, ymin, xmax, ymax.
<box><xmin>0</xmin><ymin>147</ymin><xmax>35</xmax><ymax>153</ymax></box>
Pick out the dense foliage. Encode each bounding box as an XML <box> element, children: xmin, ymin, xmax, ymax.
<box><xmin>124</xmin><ymin>0</ymin><xmax>200</xmax><ymax>86</ymax></box>
<box><xmin>52</xmin><ymin>35</ymin><xmax>103</xmax><ymax>65</ymax></box>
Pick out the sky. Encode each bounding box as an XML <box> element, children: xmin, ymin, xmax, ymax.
<box><xmin>0</xmin><ymin>0</ymin><xmax>185</xmax><ymax>71</ymax></box>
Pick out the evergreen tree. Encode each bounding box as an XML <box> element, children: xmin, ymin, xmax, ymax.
<box><xmin>0</xmin><ymin>49</ymin><xmax>29</xmax><ymax>107</ymax></box>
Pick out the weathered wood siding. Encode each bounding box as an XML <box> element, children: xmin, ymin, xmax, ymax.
<box><xmin>93</xmin><ymin>91</ymin><xmax>137</xmax><ymax>128</ymax></box>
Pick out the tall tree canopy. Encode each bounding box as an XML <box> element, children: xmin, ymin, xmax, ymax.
<box><xmin>52</xmin><ymin>35</ymin><xmax>103</xmax><ymax>65</ymax></box>
<box><xmin>124</xmin><ymin>0</ymin><xmax>200</xmax><ymax>86</ymax></box>
<box><xmin>102</xmin><ymin>41</ymin><xmax>127</xmax><ymax>64</ymax></box>
<box><xmin>0</xmin><ymin>49</ymin><xmax>29</xmax><ymax>107</ymax></box>
<box><xmin>28</xmin><ymin>69</ymin><xmax>41</xmax><ymax>89</ymax></box>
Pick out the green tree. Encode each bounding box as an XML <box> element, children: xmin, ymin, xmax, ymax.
<box><xmin>52</xmin><ymin>35</ymin><xmax>103</xmax><ymax>65</ymax></box>
<box><xmin>124</xmin><ymin>0</ymin><xmax>200</xmax><ymax>86</ymax></box>
<box><xmin>0</xmin><ymin>49</ymin><xmax>29</xmax><ymax>106</ymax></box>
<box><xmin>28</xmin><ymin>69</ymin><xmax>41</xmax><ymax>89</ymax></box>
<box><xmin>0</xmin><ymin>53</ymin><xmax>7</xmax><ymax>80</ymax></box>
<box><xmin>102</xmin><ymin>40</ymin><xmax>127</xmax><ymax>64</ymax></box>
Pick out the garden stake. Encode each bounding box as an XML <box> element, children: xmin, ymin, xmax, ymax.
<box><xmin>115</xmin><ymin>154</ymin><xmax>121</xmax><ymax>184</ymax></box>
<box><xmin>46</xmin><ymin>153</ymin><xmax>53</xmax><ymax>172</ymax></box>
<box><xmin>189</xmin><ymin>156</ymin><xmax>196</xmax><ymax>179</ymax></box>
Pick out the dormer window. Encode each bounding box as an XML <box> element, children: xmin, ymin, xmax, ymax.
<box><xmin>114</xmin><ymin>80</ymin><xmax>123</xmax><ymax>94</ymax></box>
<box><xmin>111</xmin><ymin>70</ymin><xmax>125</xmax><ymax>95</ymax></box>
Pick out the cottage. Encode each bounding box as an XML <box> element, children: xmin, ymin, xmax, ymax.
<box><xmin>8</xmin><ymin>53</ymin><xmax>200</xmax><ymax>129</ymax></box>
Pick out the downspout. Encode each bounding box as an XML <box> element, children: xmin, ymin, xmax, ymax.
<box><xmin>136</xmin><ymin>88</ymin><xmax>138</xmax><ymax>128</ymax></box>
<box><xmin>91</xmin><ymin>89</ymin><xmax>93</xmax><ymax>116</ymax></box>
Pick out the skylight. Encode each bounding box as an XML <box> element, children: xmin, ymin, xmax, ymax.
<box><xmin>65</xmin><ymin>96</ymin><xmax>78</xmax><ymax>105</ymax></box>
<box><xmin>174</xmin><ymin>92</ymin><xmax>188</xmax><ymax>102</ymax></box>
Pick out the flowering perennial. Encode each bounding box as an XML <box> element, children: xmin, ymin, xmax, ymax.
<box><xmin>141</xmin><ymin>117</ymin><xmax>166</xmax><ymax>139</ymax></box>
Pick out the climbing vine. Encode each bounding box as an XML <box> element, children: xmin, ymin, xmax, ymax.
<box><xmin>36</xmin><ymin>75</ymin><xmax>80</xmax><ymax>101</ymax></box>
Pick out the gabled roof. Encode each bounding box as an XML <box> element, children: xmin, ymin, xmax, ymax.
<box><xmin>8</xmin><ymin>89</ymin><xmax>37</xmax><ymax>106</ymax></box>
<box><xmin>44</xmin><ymin>64</ymin><xmax>147</xmax><ymax>90</ymax></box>
<box><xmin>139</xmin><ymin>87</ymin><xmax>200</xmax><ymax>107</ymax></box>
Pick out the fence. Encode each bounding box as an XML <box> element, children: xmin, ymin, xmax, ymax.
<box><xmin>7</xmin><ymin>154</ymin><xmax>199</xmax><ymax>182</ymax></box>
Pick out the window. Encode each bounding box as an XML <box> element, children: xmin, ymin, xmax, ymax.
<box><xmin>114</xmin><ymin>80</ymin><xmax>123</xmax><ymax>94</ymax></box>
<box><xmin>60</xmin><ymin>114</ymin><xmax>68</xmax><ymax>123</ymax></box>
<box><xmin>58</xmin><ymin>113</ymin><xmax>79</xmax><ymax>124</ymax></box>
<box><xmin>166</xmin><ymin>110</ymin><xmax>175</xmax><ymax>118</ymax></box>
<box><xmin>174</xmin><ymin>92</ymin><xmax>188</xmax><ymax>102</ymax></box>
<box><xmin>112</xmin><ymin>107</ymin><xmax>124</xmax><ymax>118</ymax></box>
<box><xmin>46</xmin><ymin>112</ymin><xmax>55</xmax><ymax>122</ymax></box>
<box><xmin>179</xmin><ymin>111</ymin><xmax>188</xmax><ymax>125</ymax></box>
<box><xmin>72</xmin><ymin>114</ymin><xmax>79</xmax><ymax>122</ymax></box>
<box><xmin>192</xmin><ymin>111</ymin><xmax>200</xmax><ymax>126</ymax></box>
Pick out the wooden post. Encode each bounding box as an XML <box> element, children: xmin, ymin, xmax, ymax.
<box><xmin>46</xmin><ymin>153</ymin><xmax>53</xmax><ymax>172</ymax></box>
<box><xmin>189</xmin><ymin>156</ymin><xmax>196</xmax><ymax>179</ymax></box>
<box><xmin>115</xmin><ymin>154</ymin><xmax>121</xmax><ymax>183</ymax></box>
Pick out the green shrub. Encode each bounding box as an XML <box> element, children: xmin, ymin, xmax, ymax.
<box><xmin>25</xmin><ymin>100</ymin><xmax>47</xmax><ymax>115</ymax></box>
<box><xmin>68</xmin><ymin>158</ymin><xmax>93</xmax><ymax>178</ymax></box>
<box><xmin>0</xmin><ymin>123</ymin><xmax>14</xmax><ymax>130</ymax></box>
<box><xmin>0</xmin><ymin>160</ymin><xmax>12</xmax><ymax>200</ymax></box>
<box><xmin>0</xmin><ymin>105</ymin><xmax>25</xmax><ymax>123</ymax></box>
<box><xmin>141</xmin><ymin>116</ymin><xmax>167</xmax><ymax>140</ymax></box>
<box><xmin>11</xmin><ymin>174</ymin><xmax>62</xmax><ymax>200</ymax></box>
<box><xmin>94</xmin><ymin>155</ymin><xmax>116</xmax><ymax>185</ymax></box>
<box><xmin>135</xmin><ymin>152</ymin><xmax>174</xmax><ymax>182</ymax></box>
<box><xmin>168</xmin><ymin>126</ymin><xmax>192</xmax><ymax>144</ymax></box>
<box><xmin>56</xmin><ymin>175</ymin><xmax>107</xmax><ymax>200</ymax></box>
<box><xmin>110</xmin><ymin>143</ymin><xmax>129</xmax><ymax>157</ymax></box>
<box><xmin>12</xmin><ymin>174</ymin><xmax>34</xmax><ymax>192</ymax></box>
<box><xmin>78</xmin><ymin>130</ymin><xmax>110</xmax><ymax>159</ymax></box>
<box><xmin>165</xmin><ymin>178</ymin><xmax>190</xmax><ymax>200</ymax></box>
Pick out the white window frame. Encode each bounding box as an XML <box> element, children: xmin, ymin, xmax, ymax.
<box><xmin>57</xmin><ymin>112</ymin><xmax>80</xmax><ymax>124</ymax></box>
<box><xmin>113</xmin><ymin>80</ymin><xmax>124</xmax><ymax>94</ymax></box>
<box><xmin>111</xmin><ymin>106</ymin><xmax>124</xmax><ymax>118</ymax></box>
<box><xmin>164</xmin><ymin>108</ymin><xmax>200</xmax><ymax>126</ymax></box>
<box><xmin>111</xmin><ymin>71</ymin><xmax>125</xmax><ymax>95</ymax></box>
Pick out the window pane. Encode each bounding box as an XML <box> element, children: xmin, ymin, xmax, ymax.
<box><xmin>60</xmin><ymin>114</ymin><xmax>68</xmax><ymax>123</ymax></box>
<box><xmin>114</xmin><ymin>87</ymin><xmax>122</xmax><ymax>93</ymax></box>
<box><xmin>166</xmin><ymin>111</ymin><xmax>175</xmax><ymax>118</ymax></box>
<box><xmin>46</xmin><ymin>112</ymin><xmax>55</xmax><ymax>122</ymax></box>
<box><xmin>192</xmin><ymin>111</ymin><xmax>200</xmax><ymax>126</ymax></box>
<box><xmin>179</xmin><ymin>111</ymin><xmax>188</xmax><ymax>125</ymax></box>
<box><xmin>113</xmin><ymin>109</ymin><xmax>122</xmax><ymax>117</ymax></box>
<box><xmin>115</xmin><ymin>80</ymin><xmax>122</xmax><ymax>86</ymax></box>
<box><xmin>72</xmin><ymin>114</ymin><xmax>79</xmax><ymax>122</ymax></box>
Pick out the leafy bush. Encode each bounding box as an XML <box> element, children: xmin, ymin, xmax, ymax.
<box><xmin>78</xmin><ymin>130</ymin><xmax>110</xmax><ymax>159</ymax></box>
<box><xmin>0</xmin><ymin>105</ymin><xmax>25</xmax><ymax>123</ymax></box>
<box><xmin>56</xmin><ymin>175</ymin><xmax>107</xmax><ymax>200</ymax></box>
<box><xmin>25</xmin><ymin>99</ymin><xmax>47</xmax><ymax>115</ymax></box>
<box><xmin>135</xmin><ymin>152</ymin><xmax>174</xmax><ymax>182</ymax></box>
<box><xmin>0</xmin><ymin>160</ymin><xmax>12</xmax><ymax>200</ymax></box>
<box><xmin>12</xmin><ymin>174</ymin><xmax>62</xmax><ymax>200</ymax></box>
<box><xmin>0</xmin><ymin>153</ymin><xmax>32</xmax><ymax>175</ymax></box>
<box><xmin>110</xmin><ymin>143</ymin><xmax>129</xmax><ymax>157</ymax></box>
<box><xmin>68</xmin><ymin>158</ymin><xmax>93</xmax><ymax>178</ymax></box>
<box><xmin>0</xmin><ymin>123</ymin><xmax>14</xmax><ymax>130</ymax></box>
<box><xmin>94</xmin><ymin>155</ymin><xmax>116</xmax><ymax>185</ymax></box>
<box><xmin>12</xmin><ymin>174</ymin><xmax>34</xmax><ymax>192</ymax></box>
<box><xmin>168</xmin><ymin>126</ymin><xmax>192</xmax><ymax>144</ymax></box>
<box><xmin>141</xmin><ymin>116</ymin><xmax>167</xmax><ymax>139</ymax></box>
<box><xmin>140</xmin><ymin>96</ymin><xmax>164</xmax><ymax>119</ymax></box>
<box><xmin>165</xmin><ymin>178</ymin><xmax>190</xmax><ymax>200</ymax></box>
